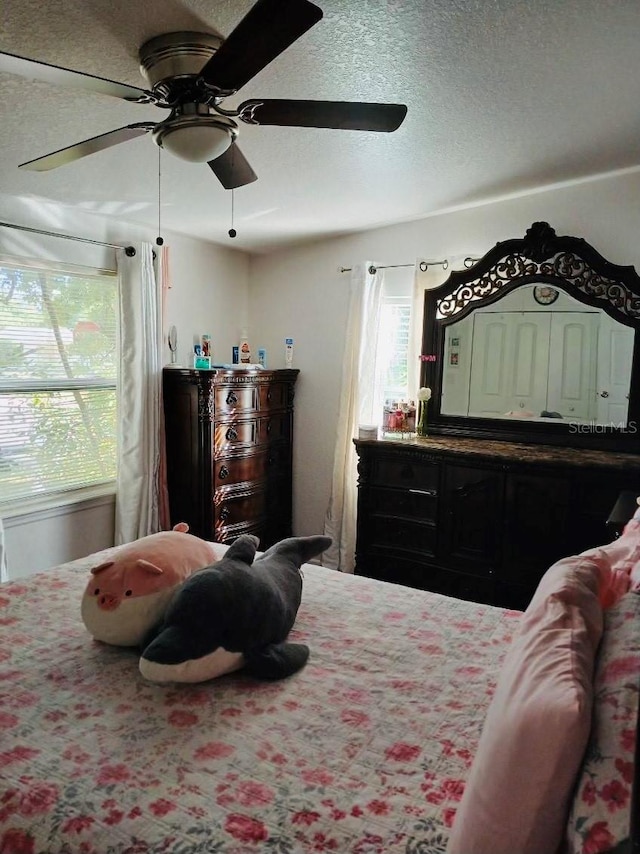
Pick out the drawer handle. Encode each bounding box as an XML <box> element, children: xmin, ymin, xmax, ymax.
<box><xmin>226</xmin><ymin>427</ymin><xmax>238</xmax><ymax>441</ymax></box>
<box><xmin>226</xmin><ymin>391</ymin><xmax>238</xmax><ymax>405</ymax></box>
<box><xmin>266</xmin><ymin>391</ymin><xmax>272</xmax><ymax>402</ymax></box>
<box><xmin>219</xmin><ymin>507</ymin><xmax>230</xmax><ymax>521</ymax></box>
<box><xmin>219</xmin><ymin>465</ymin><xmax>229</xmax><ymax>480</ymax></box>
<box><xmin>266</xmin><ymin>420</ymin><xmax>272</xmax><ymax>434</ymax></box>
<box><xmin>409</xmin><ymin>488</ymin><xmax>437</xmax><ymax>496</ymax></box>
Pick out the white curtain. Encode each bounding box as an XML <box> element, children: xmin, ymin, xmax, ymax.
<box><xmin>323</xmin><ymin>263</ymin><xmax>383</xmax><ymax>572</ymax></box>
<box><xmin>408</xmin><ymin>261</ymin><xmax>449</xmax><ymax>394</ymax></box>
<box><xmin>114</xmin><ymin>243</ymin><xmax>165</xmax><ymax>544</ymax></box>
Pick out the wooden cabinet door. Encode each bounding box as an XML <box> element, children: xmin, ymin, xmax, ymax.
<box><xmin>502</xmin><ymin>472</ymin><xmax>570</xmax><ymax>586</ymax></box>
<box><xmin>569</xmin><ymin>477</ymin><xmax>630</xmax><ymax>555</ymax></box>
<box><xmin>441</xmin><ymin>464</ymin><xmax>503</xmax><ymax>574</ymax></box>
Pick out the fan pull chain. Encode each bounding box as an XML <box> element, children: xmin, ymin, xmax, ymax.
<box><xmin>229</xmin><ymin>188</ymin><xmax>237</xmax><ymax>239</ymax></box>
<box><xmin>228</xmin><ymin>143</ymin><xmax>237</xmax><ymax>239</ymax></box>
<box><xmin>156</xmin><ymin>147</ymin><xmax>164</xmax><ymax>247</ymax></box>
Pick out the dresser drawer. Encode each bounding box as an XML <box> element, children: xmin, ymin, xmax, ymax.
<box><xmin>370</xmin><ymin>456</ymin><xmax>440</xmax><ymax>490</ymax></box>
<box><xmin>257</xmin><ymin>413</ymin><xmax>291</xmax><ymax>444</ymax></box>
<box><xmin>427</xmin><ymin>565</ymin><xmax>496</xmax><ymax>606</ymax></box>
<box><xmin>214</xmin><ymin>489</ymin><xmax>266</xmax><ymax>535</ymax></box>
<box><xmin>368</xmin><ymin>485</ymin><xmax>437</xmax><ymax>522</ymax></box>
<box><xmin>214</xmin><ymin>450</ymin><xmax>269</xmax><ymax>489</ymax></box>
<box><xmin>214</xmin><ymin>520</ymin><xmax>265</xmax><ymax>546</ymax></box>
<box><xmin>265</xmin><ymin>442</ymin><xmax>291</xmax><ymax>472</ymax></box>
<box><xmin>259</xmin><ymin>382</ymin><xmax>288</xmax><ymax>411</ymax></box>
<box><xmin>357</xmin><ymin>550</ymin><xmax>495</xmax><ymax>605</ymax></box>
<box><xmin>214</xmin><ymin>419</ymin><xmax>258</xmax><ymax>452</ymax></box>
<box><xmin>214</xmin><ymin>447</ymin><xmax>288</xmax><ymax>489</ymax></box>
<box><xmin>215</xmin><ymin>385</ymin><xmax>258</xmax><ymax>415</ymax></box>
<box><xmin>369</xmin><ymin>516</ymin><xmax>436</xmax><ymax>556</ymax></box>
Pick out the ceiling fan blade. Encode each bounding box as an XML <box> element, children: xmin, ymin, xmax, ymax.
<box><xmin>0</xmin><ymin>50</ymin><xmax>153</xmax><ymax>103</ymax></box>
<box><xmin>238</xmin><ymin>99</ymin><xmax>408</xmax><ymax>132</ymax></box>
<box><xmin>208</xmin><ymin>142</ymin><xmax>257</xmax><ymax>189</ymax></box>
<box><xmin>19</xmin><ymin>123</ymin><xmax>155</xmax><ymax>171</ymax></box>
<box><xmin>199</xmin><ymin>0</ymin><xmax>322</xmax><ymax>94</ymax></box>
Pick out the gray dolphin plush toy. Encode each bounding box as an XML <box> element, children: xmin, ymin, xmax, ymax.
<box><xmin>139</xmin><ymin>533</ymin><xmax>331</xmax><ymax>684</ymax></box>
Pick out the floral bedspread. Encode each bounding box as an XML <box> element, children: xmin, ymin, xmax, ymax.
<box><xmin>0</xmin><ymin>555</ymin><xmax>520</xmax><ymax>854</ymax></box>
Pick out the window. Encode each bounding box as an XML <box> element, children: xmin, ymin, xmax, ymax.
<box><xmin>375</xmin><ymin>295</ymin><xmax>411</xmax><ymax>402</ymax></box>
<box><xmin>372</xmin><ymin>268</ymin><xmax>413</xmax><ymax>420</ymax></box>
<box><xmin>0</xmin><ymin>256</ymin><xmax>118</xmax><ymax>505</ymax></box>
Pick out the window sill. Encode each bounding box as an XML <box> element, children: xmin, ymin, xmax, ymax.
<box><xmin>1</xmin><ymin>484</ymin><xmax>116</xmax><ymax>522</ymax></box>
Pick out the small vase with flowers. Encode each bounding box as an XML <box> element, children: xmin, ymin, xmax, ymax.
<box><xmin>416</xmin><ymin>387</ymin><xmax>431</xmax><ymax>437</ymax></box>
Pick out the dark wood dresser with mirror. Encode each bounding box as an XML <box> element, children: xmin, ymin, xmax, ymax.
<box><xmin>163</xmin><ymin>367</ymin><xmax>299</xmax><ymax>548</ymax></box>
<box><xmin>354</xmin><ymin>222</ymin><xmax>640</xmax><ymax>610</ymax></box>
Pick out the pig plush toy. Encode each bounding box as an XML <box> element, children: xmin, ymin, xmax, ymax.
<box><xmin>81</xmin><ymin>523</ymin><xmax>223</xmax><ymax>647</ymax></box>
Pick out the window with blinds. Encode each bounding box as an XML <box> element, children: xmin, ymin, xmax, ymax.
<box><xmin>376</xmin><ymin>296</ymin><xmax>412</xmax><ymax>402</ymax></box>
<box><xmin>0</xmin><ymin>256</ymin><xmax>117</xmax><ymax>505</ymax></box>
<box><xmin>371</xmin><ymin>264</ymin><xmax>414</xmax><ymax>416</ymax></box>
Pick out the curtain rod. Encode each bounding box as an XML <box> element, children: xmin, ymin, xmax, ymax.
<box><xmin>0</xmin><ymin>220</ymin><xmax>137</xmax><ymax>255</ymax></box>
<box><xmin>339</xmin><ymin>257</ymin><xmax>480</xmax><ymax>275</ymax></box>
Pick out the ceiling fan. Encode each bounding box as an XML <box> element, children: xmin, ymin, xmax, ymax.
<box><xmin>0</xmin><ymin>0</ymin><xmax>408</xmax><ymax>190</ymax></box>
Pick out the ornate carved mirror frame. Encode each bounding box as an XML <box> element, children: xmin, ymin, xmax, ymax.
<box><xmin>420</xmin><ymin>221</ymin><xmax>640</xmax><ymax>452</ymax></box>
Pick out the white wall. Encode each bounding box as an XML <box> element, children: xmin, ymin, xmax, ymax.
<box><xmin>248</xmin><ymin>170</ymin><xmax>640</xmax><ymax>539</ymax></box>
<box><xmin>0</xmin><ymin>194</ymin><xmax>249</xmax><ymax>577</ymax></box>
<box><xmin>3</xmin><ymin>495</ymin><xmax>115</xmax><ymax>580</ymax></box>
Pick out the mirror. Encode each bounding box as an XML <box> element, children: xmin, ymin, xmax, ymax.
<box><xmin>421</xmin><ymin>222</ymin><xmax>640</xmax><ymax>451</ymax></box>
<box><xmin>441</xmin><ymin>285</ymin><xmax>634</xmax><ymax>424</ymax></box>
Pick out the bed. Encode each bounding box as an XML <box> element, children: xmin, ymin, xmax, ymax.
<box><xmin>1</xmin><ymin>535</ymin><xmax>638</xmax><ymax>854</ymax></box>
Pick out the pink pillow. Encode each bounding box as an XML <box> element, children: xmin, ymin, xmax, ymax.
<box><xmin>580</xmin><ymin>500</ymin><xmax>640</xmax><ymax>603</ymax></box>
<box><xmin>574</xmin><ymin>548</ymin><xmax>632</xmax><ymax>609</ymax></box>
<box><xmin>447</xmin><ymin>557</ymin><xmax>603</xmax><ymax>854</ymax></box>
<box><xmin>565</xmin><ymin>590</ymin><xmax>640</xmax><ymax>854</ymax></box>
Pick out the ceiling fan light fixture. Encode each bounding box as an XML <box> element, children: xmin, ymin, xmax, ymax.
<box><xmin>152</xmin><ymin>113</ymin><xmax>238</xmax><ymax>163</ymax></box>
<box><xmin>160</xmin><ymin>124</ymin><xmax>230</xmax><ymax>162</ymax></box>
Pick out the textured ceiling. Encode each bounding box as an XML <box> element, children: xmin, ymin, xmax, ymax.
<box><xmin>0</xmin><ymin>0</ymin><xmax>639</xmax><ymax>252</ymax></box>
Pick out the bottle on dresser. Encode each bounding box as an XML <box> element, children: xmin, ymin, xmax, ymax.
<box><xmin>239</xmin><ymin>329</ymin><xmax>251</xmax><ymax>364</ymax></box>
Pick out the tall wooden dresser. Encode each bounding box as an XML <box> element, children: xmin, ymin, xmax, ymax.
<box><xmin>163</xmin><ymin>367</ymin><xmax>299</xmax><ymax>547</ymax></box>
